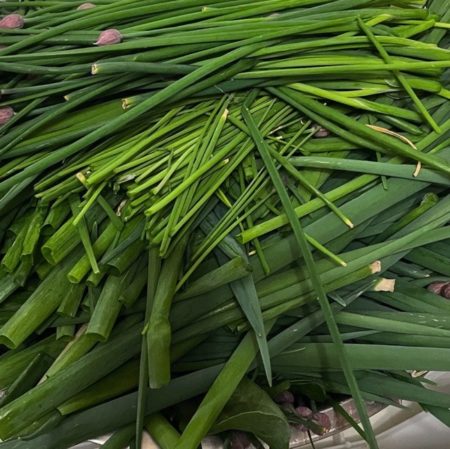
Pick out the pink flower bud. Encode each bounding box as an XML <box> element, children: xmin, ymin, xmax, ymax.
<box><xmin>295</xmin><ymin>406</ymin><xmax>313</xmax><ymax>418</ymax></box>
<box><xmin>427</xmin><ymin>282</ymin><xmax>447</xmax><ymax>295</ymax></box>
<box><xmin>314</xmin><ymin>126</ymin><xmax>330</xmax><ymax>138</ymax></box>
<box><xmin>274</xmin><ymin>390</ymin><xmax>295</xmax><ymax>404</ymax></box>
<box><xmin>0</xmin><ymin>107</ymin><xmax>14</xmax><ymax>125</ymax></box>
<box><xmin>0</xmin><ymin>14</ymin><xmax>24</xmax><ymax>29</ymax></box>
<box><xmin>290</xmin><ymin>423</ymin><xmax>307</xmax><ymax>433</ymax></box>
<box><xmin>77</xmin><ymin>2</ymin><xmax>96</xmax><ymax>10</ymax></box>
<box><xmin>95</xmin><ymin>29</ymin><xmax>122</xmax><ymax>46</ymax></box>
<box><xmin>441</xmin><ymin>283</ymin><xmax>450</xmax><ymax>299</ymax></box>
<box><xmin>312</xmin><ymin>412</ymin><xmax>331</xmax><ymax>435</ymax></box>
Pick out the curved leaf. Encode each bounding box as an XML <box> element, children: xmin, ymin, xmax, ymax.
<box><xmin>212</xmin><ymin>378</ymin><xmax>290</xmax><ymax>449</ymax></box>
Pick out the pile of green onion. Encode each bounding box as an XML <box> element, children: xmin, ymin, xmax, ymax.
<box><xmin>0</xmin><ymin>0</ymin><xmax>449</xmax><ymax>448</ymax></box>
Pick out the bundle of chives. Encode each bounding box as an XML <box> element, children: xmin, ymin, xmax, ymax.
<box><xmin>0</xmin><ymin>1</ymin><xmax>449</xmax><ymax>448</ymax></box>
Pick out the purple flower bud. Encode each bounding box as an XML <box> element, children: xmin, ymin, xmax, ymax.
<box><xmin>229</xmin><ymin>431</ymin><xmax>251</xmax><ymax>449</ymax></box>
<box><xmin>0</xmin><ymin>107</ymin><xmax>14</xmax><ymax>125</ymax></box>
<box><xmin>314</xmin><ymin>127</ymin><xmax>330</xmax><ymax>138</ymax></box>
<box><xmin>427</xmin><ymin>282</ymin><xmax>447</xmax><ymax>296</ymax></box>
<box><xmin>441</xmin><ymin>283</ymin><xmax>450</xmax><ymax>299</ymax></box>
<box><xmin>274</xmin><ymin>390</ymin><xmax>295</xmax><ymax>404</ymax></box>
<box><xmin>95</xmin><ymin>29</ymin><xmax>122</xmax><ymax>46</ymax></box>
<box><xmin>312</xmin><ymin>412</ymin><xmax>331</xmax><ymax>435</ymax></box>
<box><xmin>77</xmin><ymin>2</ymin><xmax>96</xmax><ymax>9</ymax></box>
<box><xmin>295</xmin><ymin>406</ymin><xmax>313</xmax><ymax>419</ymax></box>
<box><xmin>0</xmin><ymin>14</ymin><xmax>24</xmax><ymax>29</ymax></box>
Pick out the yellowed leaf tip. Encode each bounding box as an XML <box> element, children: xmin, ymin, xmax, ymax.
<box><xmin>373</xmin><ymin>278</ymin><xmax>396</xmax><ymax>292</ymax></box>
<box><xmin>366</xmin><ymin>124</ymin><xmax>417</xmax><ymax>149</ymax></box>
<box><xmin>76</xmin><ymin>172</ymin><xmax>87</xmax><ymax>185</ymax></box>
<box><xmin>345</xmin><ymin>218</ymin><xmax>354</xmax><ymax>229</ymax></box>
<box><xmin>116</xmin><ymin>200</ymin><xmax>127</xmax><ymax>216</ymax></box>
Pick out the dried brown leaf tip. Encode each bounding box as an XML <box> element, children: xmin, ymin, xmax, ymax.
<box><xmin>0</xmin><ymin>107</ymin><xmax>14</xmax><ymax>125</ymax></box>
<box><xmin>95</xmin><ymin>29</ymin><xmax>122</xmax><ymax>46</ymax></box>
<box><xmin>77</xmin><ymin>2</ymin><xmax>96</xmax><ymax>10</ymax></box>
<box><xmin>0</xmin><ymin>14</ymin><xmax>24</xmax><ymax>29</ymax></box>
<box><xmin>314</xmin><ymin>126</ymin><xmax>330</xmax><ymax>138</ymax></box>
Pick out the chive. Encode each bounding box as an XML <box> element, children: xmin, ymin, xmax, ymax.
<box><xmin>0</xmin><ymin>77</ymin><xmax>127</xmax><ymax>160</ymax></box>
<box><xmin>145</xmin><ymin>413</ymin><xmax>180</xmax><ymax>449</ymax></box>
<box><xmin>288</xmin><ymin>81</ymin><xmax>422</xmax><ymax>122</ymax></box>
<box><xmin>57</xmin><ymin>358</ymin><xmax>140</xmax><ymax>416</ymax></box>
<box><xmin>56</xmin><ymin>325</ymin><xmax>75</xmax><ymax>340</ymax></box>
<box><xmin>0</xmin><ymin>336</ymin><xmax>65</xmax><ymax>389</ymax></box>
<box><xmin>269</xmin><ymin>87</ymin><xmax>450</xmax><ymax>175</ymax></box>
<box><xmin>76</xmin><ymin>216</ymin><xmax>100</xmax><ymax>274</ymax></box>
<box><xmin>0</xmin><ymin>43</ymin><xmax>264</xmax><ymax>192</ymax></box>
<box><xmin>86</xmin><ymin>274</ymin><xmax>124</xmax><ymax>341</ymax></box>
<box><xmin>357</xmin><ymin>17</ymin><xmax>441</xmax><ymax>133</ymax></box>
<box><xmin>176</xmin><ymin>256</ymin><xmax>251</xmax><ymax>300</ymax></box>
<box><xmin>242</xmin><ymin>104</ymin><xmax>378</xmax><ymax>448</ymax></box>
<box><xmin>0</xmin><ymin>353</ymin><xmax>53</xmax><ymax>408</ymax></box>
<box><xmin>0</xmin><ymin>251</ymin><xmax>80</xmax><ymax>349</ymax></box>
<box><xmin>271</xmin><ymin>150</ymin><xmax>354</xmax><ymax>228</ymax></box>
<box><xmin>92</xmin><ymin>61</ymin><xmax>196</xmax><ymax>75</ymax></box>
<box><xmin>119</xmin><ymin>258</ymin><xmax>147</xmax><ymax>309</ymax></box>
<box><xmin>335</xmin><ymin>311</ymin><xmax>450</xmax><ymax>338</ymax></box>
<box><xmin>57</xmin><ymin>283</ymin><xmax>85</xmax><ymax>317</ymax></box>
<box><xmin>146</xmin><ymin>237</ymin><xmax>186</xmax><ymax>388</ymax></box>
<box><xmin>274</xmin><ymin>343</ymin><xmax>450</xmax><ymax>373</ymax></box>
<box><xmin>404</xmin><ymin>247</ymin><xmax>450</xmax><ymax>276</ymax></box>
<box><xmin>213</xmin><ymin>244</ymin><xmax>272</xmax><ymax>385</ymax></box>
<box><xmin>68</xmin><ymin>222</ymin><xmax>118</xmax><ymax>283</ymax></box>
<box><xmin>0</xmin><ymin>275</ymin><xmax>19</xmax><ymax>305</ymax></box>
<box><xmin>1</xmin><ymin>212</ymin><xmax>32</xmax><ymax>273</ymax></box>
<box><xmin>72</xmin><ymin>182</ymin><xmax>107</xmax><ymax>227</ymax></box>
<box><xmin>103</xmin><ymin>239</ymin><xmax>145</xmax><ymax>275</ymax></box>
<box><xmin>289</xmin><ymin>154</ymin><xmax>450</xmax><ymax>186</ymax></box>
<box><xmin>41</xmin><ymin>202</ymin><xmax>103</xmax><ymax>265</ymax></box>
<box><xmin>42</xmin><ymin>327</ymin><xmax>100</xmax><ymax>380</ymax></box>
<box><xmin>0</xmin><ymin>323</ymin><xmax>142</xmax><ymax>440</ymax></box>
<box><xmin>160</xmin><ymin>97</ymin><xmax>230</xmax><ymax>255</ymax></box>
<box><xmin>135</xmin><ymin>248</ymin><xmax>160</xmax><ymax>449</ymax></box>
<box><xmin>13</xmin><ymin>364</ymin><xmax>222</xmax><ymax>449</ymax></box>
